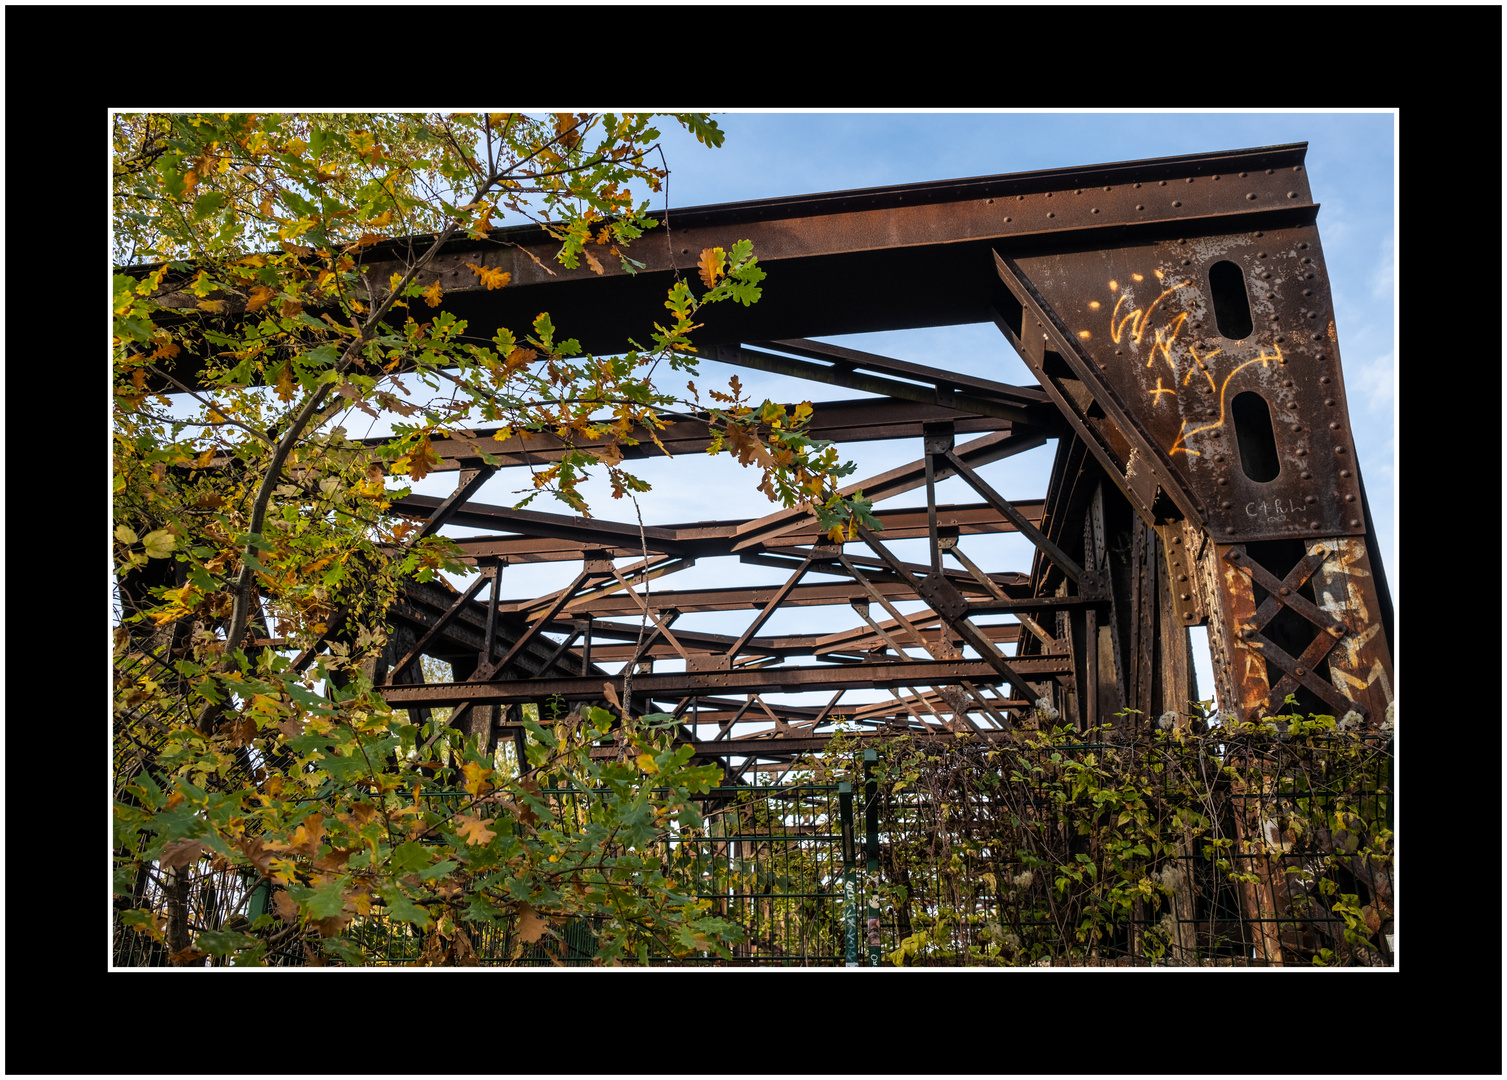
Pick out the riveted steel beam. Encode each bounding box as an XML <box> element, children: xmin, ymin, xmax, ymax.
<box><xmin>379</xmin><ymin>656</ymin><xmax>1072</xmax><ymax>707</ymax></box>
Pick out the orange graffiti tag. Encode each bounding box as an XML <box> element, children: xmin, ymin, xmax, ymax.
<box><xmin>1107</xmin><ymin>278</ymin><xmax>1192</xmax><ymax>348</ymax></box>
<box><xmin>1168</xmin><ymin>344</ymin><xmax>1283</xmax><ymax>457</ymax></box>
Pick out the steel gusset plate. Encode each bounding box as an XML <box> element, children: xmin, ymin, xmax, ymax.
<box><xmin>998</xmin><ymin>223</ymin><xmax>1366</xmax><ymax>543</ymax></box>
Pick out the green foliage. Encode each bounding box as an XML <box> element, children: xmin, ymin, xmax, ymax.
<box><xmin>798</xmin><ymin>709</ymin><xmax>1391</xmax><ymax>967</ymax></box>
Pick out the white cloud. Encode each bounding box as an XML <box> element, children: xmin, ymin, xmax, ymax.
<box><xmin>1370</xmin><ymin>233</ymin><xmax>1395</xmax><ymax>302</ymax></box>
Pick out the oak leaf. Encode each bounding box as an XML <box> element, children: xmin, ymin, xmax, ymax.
<box><xmin>313</xmin><ymin>847</ymin><xmax>357</xmax><ymax>872</ymax></box>
<box><xmin>286</xmin><ymin>814</ymin><xmax>326</xmax><ymax>856</ymax></box>
<box><xmin>342</xmin><ymin>232</ymin><xmax>385</xmax><ymax>252</ymax></box>
<box><xmin>454</xmin><ymin>814</ymin><xmax>498</xmax><ymax>846</ymax></box>
<box><xmin>466</xmin><ymin>262</ymin><xmax>511</xmax><ymax>290</ymax></box>
<box><xmin>399</xmin><ymin>437</ymin><xmax>440</xmax><ymax>482</ymax></box>
<box><xmin>421</xmin><ymin>282</ymin><xmax>443</xmax><ymax>308</ymax></box>
<box><xmin>314</xmin><ymin>913</ymin><xmax>353</xmax><ymax>937</ymax></box>
<box><xmin>504</xmin><ymin>347</ymin><xmax>537</xmax><ymax>372</ymax></box>
<box><xmin>591</xmin><ymin>441</ymin><xmax>624</xmax><ymax>467</ymax></box>
<box><xmin>225</xmin><ymin>713</ymin><xmax>257</xmax><ymax>747</ymax></box>
<box><xmin>697</xmin><ymin>247</ymin><xmax>725</xmax><ymax>289</ymax></box>
<box><xmin>245</xmin><ymin>286</ymin><xmax>276</xmax><ymax>313</ymax></box>
<box><xmin>236</xmin><ymin>836</ymin><xmax>276</xmax><ymax>876</ymax></box>
<box><xmin>462</xmin><ymin>760</ymin><xmax>494</xmax><ymax>798</ymax></box>
<box><xmin>159</xmin><ymin>838</ymin><xmax>203</xmax><ymax>871</ymax></box>
<box><xmin>274</xmin><ymin>363</ymin><xmax>298</xmax><ymax>402</ymax></box>
<box><xmin>516</xmin><ymin>903</ymin><xmax>556</xmax><ymax>944</ymax></box>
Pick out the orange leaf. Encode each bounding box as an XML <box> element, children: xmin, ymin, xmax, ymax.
<box><xmin>697</xmin><ymin>247</ymin><xmax>725</xmax><ymax>289</ymax></box>
<box><xmin>421</xmin><ymin>281</ymin><xmax>443</xmax><ymax>308</ymax></box>
<box><xmin>245</xmin><ymin>285</ymin><xmax>276</xmax><ymax>313</ymax></box>
<box><xmin>399</xmin><ymin>437</ymin><xmax>440</xmax><ymax>482</ymax></box>
<box><xmin>287</xmin><ymin>813</ymin><xmax>326</xmax><ymax>857</ymax></box>
<box><xmin>517</xmin><ymin>903</ymin><xmax>555</xmax><ymax>944</ymax></box>
<box><xmin>454</xmin><ymin>814</ymin><xmax>497</xmax><ymax>846</ymax></box>
<box><xmin>275</xmin><ymin>363</ymin><xmax>297</xmax><ymax>403</ymax></box>
<box><xmin>504</xmin><ymin>346</ymin><xmax>537</xmax><ymax>371</ymax></box>
<box><xmin>342</xmin><ymin>232</ymin><xmax>385</xmax><ymax>253</ymax></box>
<box><xmin>466</xmin><ymin>262</ymin><xmax>511</xmax><ymax>290</ymax></box>
<box><xmin>583</xmin><ymin>247</ymin><xmax>604</xmax><ymax>275</ymax></box>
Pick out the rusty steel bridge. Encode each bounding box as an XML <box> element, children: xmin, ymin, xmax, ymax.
<box><xmin>153</xmin><ymin>142</ymin><xmax>1395</xmax><ymax>776</ymax></box>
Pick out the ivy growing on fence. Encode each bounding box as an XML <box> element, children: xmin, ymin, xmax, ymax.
<box><xmin>816</xmin><ymin>702</ymin><xmax>1393</xmax><ymax>967</ymax></box>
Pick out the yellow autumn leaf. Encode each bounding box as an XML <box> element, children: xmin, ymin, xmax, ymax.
<box><xmin>462</xmin><ymin>760</ymin><xmax>494</xmax><ymax>798</ymax></box>
<box><xmin>422</xmin><ymin>282</ymin><xmax>443</xmax><ymax>308</ymax></box>
<box><xmin>466</xmin><ymin>262</ymin><xmax>511</xmax><ymax>290</ymax></box>
<box><xmin>636</xmin><ymin>753</ymin><xmax>659</xmax><ymax>774</ymax></box>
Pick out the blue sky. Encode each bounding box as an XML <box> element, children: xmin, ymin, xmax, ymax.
<box><xmin>416</xmin><ymin>111</ymin><xmax>1395</xmax><ymax>714</ymax></box>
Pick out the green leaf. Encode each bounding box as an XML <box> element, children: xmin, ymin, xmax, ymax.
<box><xmin>678</xmin><ymin>115</ymin><xmax>725</xmax><ymax>149</ymax></box>
<box><xmin>304</xmin><ymin>879</ymin><xmax>349</xmax><ymax>919</ymax></box>
<box><xmin>193</xmin><ymin>191</ymin><xmax>227</xmax><ymax>220</ymax></box>
<box><xmin>196</xmin><ymin>928</ymin><xmax>260</xmax><ymax>957</ymax></box>
<box><xmin>391</xmin><ymin>840</ymin><xmax>432</xmax><ymax>874</ymax></box>
<box><xmin>418</xmin><ymin>859</ymin><xmax>459</xmax><ymax>881</ymax></box>
<box><xmin>379</xmin><ymin>886</ymin><xmax>432</xmax><ymax>928</ymax></box>
<box><xmin>303</xmin><ymin>343</ymin><xmax>342</xmax><ymax>367</ymax></box>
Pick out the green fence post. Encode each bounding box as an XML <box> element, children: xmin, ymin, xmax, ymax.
<box><xmin>840</xmin><ymin>781</ymin><xmax>857</xmax><ymax>966</ymax></box>
<box><xmin>864</xmin><ymin>748</ymin><xmax>881</xmax><ymax>966</ymax></box>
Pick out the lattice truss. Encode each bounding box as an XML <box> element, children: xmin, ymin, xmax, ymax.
<box><xmin>141</xmin><ymin>143</ymin><xmax>1396</xmax><ymax>779</ymax></box>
